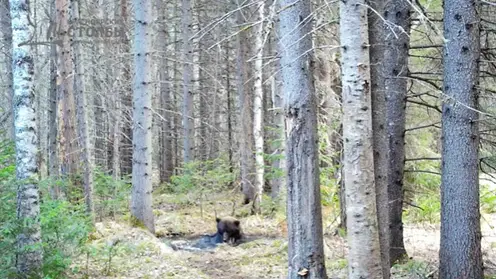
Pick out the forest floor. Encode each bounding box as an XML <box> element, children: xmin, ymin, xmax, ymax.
<box><xmin>70</xmin><ymin>192</ymin><xmax>496</xmax><ymax>279</ymax></box>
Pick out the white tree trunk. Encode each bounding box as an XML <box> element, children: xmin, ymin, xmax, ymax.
<box><xmin>130</xmin><ymin>0</ymin><xmax>155</xmax><ymax>233</ymax></box>
<box><xmin>10</xmin><ymin>0</ymin><xmax>43</xmax><ymax>275</ymax></box>
<box><xmin>340</xmin><ymin>0</ymin><xmax>383</xmax><ymax>277</ymax></box>
<box><xmin>252</xmin><ymin>2</ymin><xmax>264</xmax><ymax>213</ymax></box>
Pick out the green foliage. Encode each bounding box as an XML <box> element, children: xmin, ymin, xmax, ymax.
<box><xmin>403</xmin><ymin>159</ymin><xmax>442</xmax><ymax>223</ymax></box>
<box><xmin>0</xmin><ymin>155</ymin><xmax>17</xmax><ymax>278</ymax></box>
<box><xmin>0</xmin><ymin>142</ymin><xmax>91</xmax><ymax>279</ymax></box>
<box><xmin>263</xmin><ymin>126</ymin><xmax>285</xmax><ymax>184</ymax></box>
<box><xmin>319</xmin><ymin>164</ymin><xmax>340</xmax><ymax>207</ymax></box>
<box><xmin>480</xmin><ymin>183</ymin><xmax>496</xmax><ymax>214</ymax></box>
<box><xmin>39</xmin><ymin>198</ymin><xmax>91</xmax><ymax>278</ymax></box>
<box><xmin>393</xmin><ymin>259</ymin><xmax>434</xmax><ymax>278</ymax></box>
<box><xmin>93</xmin><ymin>170</ymin><xmax>131</xmax><ymax>220</ymax></box>
<box><xmin>328</xmin><ymin>258</ymin><xmax>347</xmax><ymax>270</ymax></box>
<box><xmin>259</xmin><ymin>193</ymin><xmax>285</xmax><ymax>217</ymax></box>
<box><xmin>317</xmin><ymin>123</ymin><xmax>341</xmax><ymax>208</ymax></box>
<box><xmin>166</xmin><ymin>157</ymin><xmax>236</xmax><ymax>194</ymax></box>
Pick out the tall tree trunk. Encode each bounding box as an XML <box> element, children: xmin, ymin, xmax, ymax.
<box><xmin>172</xmin><ymin>0</ymin><xmax>180</xmax><ymax>171</ymax></box>
<box><xmin>252</xmin><ymin>2</ymin><xmax>264</xmax><ymax>213</ymax></box>
<box><xmin>279</xmin><ymin>1</ymin><xmax>327</xmax><ymax>278</ymax></box>
<box><xmin>181</xmin><ymin>0</ymin><xmax>194</xmax><ymax>163</ymax></box>
<box><xmin>236</xmin><ymin>5</ymin><xmax>255</xmax><ymax>204</ymax></box>
<box><xmin>56</xmin><ymin>0</ymin><xmax>77</xmax><ymax>177</ymax></box>
<box><xmin>225</xmin><ymin>37</ymin><xmax>234</xmax><ymax>182</ymax></box>
<box><xmin>369</xmin><ymin>0</ymin><xmax>391</xmax><ymax>276</ymax></box>
<box><xmin>10</xmin><ymin>1</ymin><xmax>43</xmax><ymax>275</ymax></box>
<box><xmin>340</xmin><ymin>0</ymin><xmax>383</xmax><ymax>277</ymax></box>
<box><xmin>385</xmin><ymin>0</ymin><xmax>411</xmax><ymax>264</ymax></box>
<box><xmin>270</xmin><ymin>71</ymin><xmax>285</xmax><ymax>200</ymax></box>
<box><xmin>197</xmin><ymin>7</ymin><xmax>209</xmax><ymax>162</ymax></box>
<box><xmin>120</xmin><ymin>0</ymin><xmax>133</xmax><ymax>176</ymax></box>
<box><xmin>267</xmin><ymin>2</ymin><xmax>284</xmax><ymax>200</ymax></box>
<box><xmin>72</xmin><ymin>0</ymin><xmax>94</xmax><ymax>221</ymax></box>
<box><xmin>48</xmin><ymin>20</ymin><xmax>60</xmax><ymax>197</ymax></box>
<box><xmin>158</xmin><ymin>3</ymin><xmax>173</xmax><ymax>184</ymax></box>
<box><xmin>1</xmin><ymin>0</ymin><xmax>13</xmax><ymax>139</ymax></box>
<box><xmin>439</xmin><ymin>0</ymin><xmax>482</xmax><ymax>276</ymax></box>
<box><xmin>109</xmin><ymin>0</ymin><xmax>125</xmax><ymax>179</ymax></box>
<box><xmin>130</xmin><ymin>0</ymin><xmax>155</xmax><ymax>233</ymax></box>
<box><xmin>208</xmin><ymin>35</ymin><xmax>221</xmax><ymax>160</ymax></box>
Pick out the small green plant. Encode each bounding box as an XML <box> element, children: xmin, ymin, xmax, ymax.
<box><xmin>166</xmin><ymin>156</ymin><xmax>236</xmax><ymax>195</ymax></box>
<box><xmin>480</xmin><ymin>183</ymin><xmax>496</xmax><ymax>214</ymax></box>
<box><xmin>393</xmin><ymin>259</ymin><xmax>435</xmax><ymax>278</ymax></box>
<box><xmin>0</xmin><ymin>139</ymin><xmax>92</xmax><ymax>279</ymax></box>
<box><xmin>328</xmin><ymin>258</ymin><xmax>347</xmax><ymax>270</ymax></box>
<box><xmin>93</xmin><ymin>170</ymin><xmax>131</xmax><ymax>220</ymax></box>
<box><xmin>403</xmin><ymin>159</ymin><xmax>442</xmax><ymax>223</ymax></box>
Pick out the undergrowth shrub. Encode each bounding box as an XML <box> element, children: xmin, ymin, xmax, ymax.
<box><xmin>166</xmin><ymin>156</ymin><xmax>236</xmax><ymax>194</ymax></box>
<box><xmin>403</xmin><ymin>160</ymin><xmax>441</xmax><ymax>223</ymax></box>
<box><xmin>0</xmin><ymin>140</ymin><xmax>91</xmax><ymax>279</ymax></box>
<box><xmin>93</xmin><ymin>170</ymin><xmax>131</xmax><ymax>220</ymax></box>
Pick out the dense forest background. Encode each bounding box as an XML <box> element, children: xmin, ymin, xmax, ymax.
<box><xmin>1</xmin><ymin>0</ymin><xmax>496</xmax><ymax>278</ymax></box>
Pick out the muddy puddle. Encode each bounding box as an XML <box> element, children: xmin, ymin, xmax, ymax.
<box><xmin>162</xmin><ymin>234</ymin><xmax>269</xmax><ymax>252</ymax></box>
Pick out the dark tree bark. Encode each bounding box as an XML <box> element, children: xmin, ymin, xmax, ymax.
<box><xmin>1</xmin><ymin>0</ymin><xmax>13</xmax><ymax>138</ymax></box>
<box><xmin>181</xmin><ymin>0</ymin><xmax>194</xmax><ymax>163</ymax></box>
<box><xmin>439</xmin><ymin>0</ymin><xmax>482</xmax><ymax>276</ymax></box>
<box><xmin>236</xmin><ymin>4</ymin><xmax>256</xmax><ymax>205</ymax></box>
<box><xmin>120</xmin><ymin>0</ymin><xmax>133</xmax><ymax>176</ymax></box>
<box><xmin>225</xmin><ymin>37</ymin><xmax>234</xmax><ymax>183</ymax></box>
<box><xmin>384</xmin><ymin>0</ymin><xmax>411</xmax><ymax>264</ymax></box>
<box><xmin>369</xmin><ymin>0</ymin><xmax>391</xmax><ymax>274</ymax></box>
<box><xmin>158</xmin><ymin>1</ymin><xmax>174</xmax><ymax>184</ymax></box>
<box><xmin>279</xmin><ymin>1</ymin><xmax>327</xmax><ymax>278</ymax></box>
<box><xmin>72</xmin><ymin>0</ymin><xmax>94</xmax><ymax>221</ymax></box>
<box><xmin>56</xmin><ymin>0</ymin><xmax>78</xmax><ymax>176</ymax></box>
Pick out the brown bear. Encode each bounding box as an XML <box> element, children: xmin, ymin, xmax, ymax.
<box><xmin>216</xmin><ymin>216</ymin><xmax>242</xmax><ymax>245</ymax></box>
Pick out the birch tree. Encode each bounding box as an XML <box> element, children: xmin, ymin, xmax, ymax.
<box><xmin>10</xmin><ymin>0</ymin><xmax>43</xmax><ymax>275</ymax></box>
<box><xmin>439</xmin><ymin>0</ymin><xmax>482</xmax><ymax>276</ymax></box>
<box><xmin>340</xmin><ymin>0</ymin><xmax>383</xmax><ymax>277</ymax></box>
<box><xmin>130</xmin><ymin>0</ymin><xmax>155</xmax><ymax>233</ymax></box>
<box><xmin>252</xmin><ymin>1</ymin><xmax>264</xmax><ymax>213</ymax></box>
<box><xmin>279</xmin><ymin>0</ymin><xmax>327</xmax><ymax>278</ymax></box>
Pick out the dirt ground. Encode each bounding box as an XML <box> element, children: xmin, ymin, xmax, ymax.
<box><xmin>71</xmin><ymin>194</ymin><xmax>496</xmax><ymax>279</ymax></box>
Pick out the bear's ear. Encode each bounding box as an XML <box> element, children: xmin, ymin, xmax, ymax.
<box><xmin>234</xmin><ymin>220</ymin><xmax>240</xmax><ymax>226</ymax></box>
<box><xmin>216</xmin><ymin>217</ymin><xmax>221</xmax><ymax>223</ymax></box>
